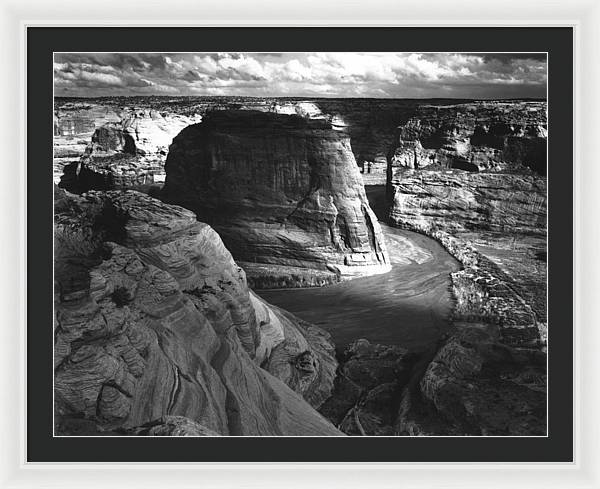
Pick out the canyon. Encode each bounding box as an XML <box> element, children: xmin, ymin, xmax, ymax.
<box><xmin>54</xmin><ymin>96</ymin><xmax>547</xmax><ymax>436</ymax></box>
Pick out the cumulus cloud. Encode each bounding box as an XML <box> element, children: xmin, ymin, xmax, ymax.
<box><xmin>54</xmin><ymin>52</ymin><xmax>547</xmax><ymax>98</ymax></box>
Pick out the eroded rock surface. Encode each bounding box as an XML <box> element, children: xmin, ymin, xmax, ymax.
<box><xmin>389</xmin><ymin>170</ymin><xmax>547</xmax><ymax>236</ymax></box>
<box><xmin>162</xmin><ymin>110</ymin><xmax>390</xmax><ymax>288</ymax></box>
<box><xmin>59</xmin><ymin>110</ymin><xmax>202</xmax><ymax>193</ymax></box>
<box><xmin>54</xmin><ymin>187</ymin><xmax>340</xmax><ymax>436</ymax></box>
<box><xmin>320</xmin><ymin>339</ymin><xmax>410</xmax><ymax>436</ymax></box>
<box><xmin>388</xmin><ymin>101</ymin><xmax>547</xmax><ymax>174</ymax></box>
<box><xmin>398</xmin><ymin>324</ymin><xmax>546</xmax><ymax>436</ymax></box>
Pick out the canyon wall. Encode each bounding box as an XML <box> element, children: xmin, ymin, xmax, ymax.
<box><xmin>54</xmin><ymin>97</ymin><xmax>474</xmax><ymax>187</ymax></box>
<box><xmin>162</xmin><ymin>110</ymin><xmax>390</xmax><ymax>288</ymax></box>
<box><xmin>387</xmin><ymin>101</ymin><xmax>547</xmax><ymax>344</ymax></box>
<box><xmin>389</xmin><ymin>170</ymin><xmax>547</xmax><ymax>235</ymax></box>
<box><xmin>54</xmin><ymin>188</ymin><xmax>340</xmax><ymax>436</ymax></box>
<box><xmin>319</xmin><ymin>101</ymin><xmax>548</xmax><ymax>436</ymax></box>
<box><xmin>388</xmin><ymin>102</ymin><xmax>547</xmax><ymax>233</ymax></box>
<box><xmin>387</xmin><ymin>101</ymin><xmax>547</xmax><ymax>174</ymax></box>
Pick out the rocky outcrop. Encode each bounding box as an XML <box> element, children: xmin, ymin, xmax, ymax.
<box><xmin>54</xmin><ymin>188</ymin><xmax>340</xmax><ymax>436</ymax></box>
<box><xmin>58</xmin><ymin>109</ymin><xmax>202</xmax><ymax>193</ymax></box>
<box><xmin>432</xmin><ymin>230</ymin><xmax>544</xmax><ymax>346</ymax></box>
<box><xmin>319</xmin><ymin>339</ymin><xmax>411</xmax><ymax>435</ymax></box>
<box><xmin>320</xmin><ymin>302</ymin><xmax>546</xmax><ymax>436</ymax></box>
<box><xmin>387</xmin><ymin>102</ymin><xmax>547</xmax><ymax>237</ymax></box>
<box><xmin>393</xmin><ymin>323</ymin><xmax>546</xmax><ymax>436</ymax></box>
<box><xmin>388</xmin><ymin>101</ymin><xmax>547</xmax><ymax>175</ymax></box>
<box><xmin>55</xmin><ymin>98</ymin><xmax>546</xmax><ymax>189</ymax></box>
<box><xmin>162</xmin><ymin>110</ymin><xmax>390</xmax><ymax>288</ymax></box>
<box><xmin>54</xmin><ymin>103</ymin><xmax>123</xmax><ymax>184</ymax></box>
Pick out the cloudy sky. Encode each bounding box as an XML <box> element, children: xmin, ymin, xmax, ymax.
<box><xmin>54</xmin><ymin>52</ymin><xmax>547</xmax><ymax>99</ymax></box>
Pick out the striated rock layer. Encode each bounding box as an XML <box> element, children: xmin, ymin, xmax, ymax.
<box><xmin>387</xmin><ymin>101</ymin><xmax>547</xmax><ymax>237</ymax></box>
<box><xmin>54</xmin><ymin>188</ymin><xmax>340</xmax><ymax>436</ymax></box>
<box><xmin>389</xmin><ymin>169</ymin><xmax>547</xmax><ymax>236</ymax></box>
<box><xmin>162</xmin><ymin>110</ymin><xmax>391</xmax><ymax>288</ymax></box>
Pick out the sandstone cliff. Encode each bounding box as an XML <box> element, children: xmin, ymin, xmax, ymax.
<box><xmin>389</xmin><ymin>170</ymin><xmax>547</xmax><ymax>236</ymax></box>
<box><xmin>162</xmin><ymin>110</ymin><xmax>391</xmax><ymax>288</ymax></box>
<box><xmin>54</xmin><ymin>188</ymin><xmax>340</xmax><ymax>436</ymax></box>
<box><xmin>388</xmin><ymin>101</ymin><xmax>547</xmax><ymax>175</ymax></box>
<box><xmin>57</xmin><ymin>109</ymin><xmax>202</xmax><ymax>192</ymax></box>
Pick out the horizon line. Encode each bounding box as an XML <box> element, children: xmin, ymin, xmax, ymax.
<box><xmin>54</xmin><ymin>95</ymin><xmax>548</xmax><ymax>101</ymax></box>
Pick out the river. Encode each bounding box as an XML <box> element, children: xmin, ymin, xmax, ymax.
<box><xmin>257</xmin><ymin>186</ymin><xmax>460</xmax><ymax>351</ymax></box>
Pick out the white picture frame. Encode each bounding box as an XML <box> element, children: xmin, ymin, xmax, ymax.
<box><xmin>2</xmin><ymin>0</ymin><xmax>598</xmax><ymax>486</ymax></box>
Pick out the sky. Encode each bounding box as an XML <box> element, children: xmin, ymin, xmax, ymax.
<box><xmin>53</xmin><ymin>52</ymin><xmax>547</xmax><ymax>99</ymax></box>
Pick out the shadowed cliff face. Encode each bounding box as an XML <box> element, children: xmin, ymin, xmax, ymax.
<box><xmin>54</xmin><ymin>188</ymin><xmax>340</xmax><ymax>436</ymax></box>
<box><xmin>387</xmin><ymin>101</ymin><xmax>547</xmax><ymax>175</ymax></box>
<box><xmin>162</xmin><ymin>110</ymin><xmax>391</xmax><ymax>288</ymax></box>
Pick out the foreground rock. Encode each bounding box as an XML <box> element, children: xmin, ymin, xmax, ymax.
<box><xmin>393</xmin><ymin>233</ymin><xmax>546</xmax><ymax>436</ymax></box>
<box><xmin>56</xmin><ymin>415</ymin><xmax>221</xmax><ymax>436</ymax></box>
<box><xmin>54</xmin><ymin>188</ymin><xmax>340</xmax><ymax>436</ymax></box>
<box><xmin>397</xmin><ymin>323</ymin><xmax>546</xmax><ymax>436</ymax></box>
<box><xmin>162</xmin><ymin>110</ymin><xmax>391</xmax><ymax>288</ymax></box>
<box><xmin>321</xmin><ymin>297</ymin><xmax>546</xmax><ymax>436</ymax></box>
<box><xmin>319</xmin><ymin>339</ymin><xmax>411</xmax><ymax>436</ymax></box>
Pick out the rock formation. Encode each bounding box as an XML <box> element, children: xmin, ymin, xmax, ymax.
<box><xmin>387</xmin><ymin>102</ymin><xmax>547</xmax><ymax>236</ymax></box>
<box><xmin>58</xmin><ymin>109</ymin><xmax>202</xmax><ymax>193</ymax></box>
<box><xmin>319</xmin><ymin>339</ymin><xmax>411</xmax><ymax>435</ymax></box>
<box><xmin>388</xmin><ymin>101</ymin><xmax>547</xmax><ymax>174</ymax></box>
<box><xmin>162</xmin><ymin>110</ymin><xmax>391</xmax><ymax>288</ymax></box>
<box><xmin>320</xmin><ymin>292</ymin><xmax>546</xmax><ymax>436</ymax></box>
<box><xmin>393</xmin><ymin>234</ymin><xmax>547</xmax><ymax>436</ymax></box>
<box><xmin>54</xmin><ymin>187</ymin><xmax>340</xmax><ymax>436</ymax></box>
<box><xmin>396</xmin><ymin>323</ymin><xmax>546</xmax><ymax>436</ymax></box>
<box><xmin>54</xmin><ymin>103</ymin><xmax>123</xmax><ymax>184</ymax></box>
<box><xmin>389</xmin><ymin>170</ymin><xmax>547</xmax><ymax>235</ymax></box>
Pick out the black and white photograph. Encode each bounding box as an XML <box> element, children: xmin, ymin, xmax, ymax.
<box><xmin>52</xmin><ymin>51</ymin><xmax>548</xmax><ymax>438</ymax></box>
